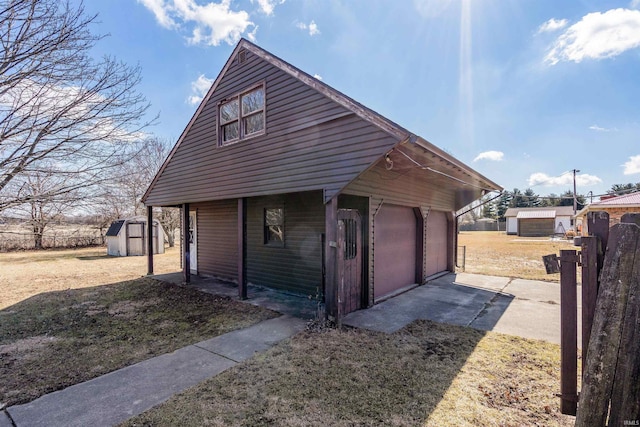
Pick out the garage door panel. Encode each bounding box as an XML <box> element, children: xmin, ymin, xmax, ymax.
<box><xmin>426</xmin><ymin>211</ymin><xmax>448</xmax><ymax>277</ymax></box>
<box><xmin>374</xmin><ymin>204</ymin><xmax>416</xmax><ymax>300</ymax></box>
<box><xmin>519</xmin><ymin>219</ymin><xmax>553</xmax><ymax>237</ymax></box>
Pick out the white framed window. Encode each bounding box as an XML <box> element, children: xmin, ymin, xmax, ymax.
<box><xmin>219</xmin><ymin>85</ymin><xmax>265</xmax><ymax>146</ymax></box>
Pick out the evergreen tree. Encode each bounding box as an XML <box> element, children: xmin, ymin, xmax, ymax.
<box><xmin>496</xmin><ymin>192</ymin><xmax>512</xmax><ymax>221</ymax></box>
<box><xmin>523</xmin><ymin>188</ymin><xmax>540</xmax><ymax>207</ymax></box>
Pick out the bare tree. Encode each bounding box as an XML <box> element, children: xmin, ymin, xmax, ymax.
<box><xmin>109</xmin><ymin>136</ymin><xmax>179</xmax><ymax>246</ymax></box>
<box><xmin>12</xmin><ymin>169</ymin><xmax>83</xmax><ymax>249</ymax></box>
<box><xmin>0</xmin><ymin>0</ymin><xmax>154</xmax><ymax>212</ymax></box>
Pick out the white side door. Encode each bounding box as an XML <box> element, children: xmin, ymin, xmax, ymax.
<box><xmin>188</xmin><ymin>211</ymin><xmax>197</xmax><ymax>273</ymax></box>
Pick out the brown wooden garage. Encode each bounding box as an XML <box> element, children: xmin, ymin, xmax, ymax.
<box><xmin>373</xmin><ymin>204</ymin><xmax>417</xmax><ymax>301</ymax></box>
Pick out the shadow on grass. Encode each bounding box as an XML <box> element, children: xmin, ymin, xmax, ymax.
<box><xmin>0</xmin><ymin>277</ymin><xmax>277</xmax><ymax>407</ymax></box>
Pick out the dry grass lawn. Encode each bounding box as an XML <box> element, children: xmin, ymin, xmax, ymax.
<box><xmin>123</xmin><ymin>321</ymin><xmax>573</xmax><ymax>427</ymax></box>
<box><xmin>458</xmin><ymin>231</ymin><xmax>576</xmax><ymax>282</ymax></box>
<box><xmin>0</xmin><ymin>245</ymin><xmax>277</xmax><ymax>407</ymax></box>
<box><xmin>0</xmin><ymin>277</ymin><xmax>277</xmax><ymax>407</ymax></box>
<box><xmin>0</xmin><ymin>245</ymin><xmax>181</xmax><ymax>309</ymax></box>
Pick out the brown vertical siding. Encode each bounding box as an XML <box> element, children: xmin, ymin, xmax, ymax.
<box><xmin>246</xmin><ymin>191</ymin><xmax>324</xmax><ymax>295</ymax></box>
<box><xmin>191</xmin><ymin>200</ymin><xmax>238</xmax><ymax>280</ymax></box>
<box><xmin>144</xmin><ymin>49</ymin><xmax>400</xmax><ymax>206</ymax></box>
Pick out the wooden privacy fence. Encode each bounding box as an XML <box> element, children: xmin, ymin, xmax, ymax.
<box><xmin>556</xmin><ymin>211</ymin><xmax>640</xmax><ymax>424</ymax></box>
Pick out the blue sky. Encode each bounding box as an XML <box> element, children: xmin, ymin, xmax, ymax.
<box><xmin>82</xmin><ymin>0</ymin><xmax>640</xmax><ymax>200</ymax></box>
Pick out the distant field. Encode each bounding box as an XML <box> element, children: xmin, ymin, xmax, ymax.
<box><xmin>0</xmin><ymin>224</ymin><xmax>103</xmax><ymax>251</ymax></box>
<box><xmin>457</xmin><ymin>231</ymin><xmax>576</xmax><ymax>282</ymax></box>
<box><xmin>0</xmin><ymin>245</ymin><xmax>181</xmax><ymax>309</ymax></box>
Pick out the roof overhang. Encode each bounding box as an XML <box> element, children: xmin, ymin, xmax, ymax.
<box><xmin>516</xmin><ymin>210</ymin><xmax>556</xmax><ymax>219</ymax></box>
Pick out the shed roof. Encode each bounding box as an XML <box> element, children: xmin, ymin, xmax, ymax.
<box><xmin>516</xmin><ymin>210</ymin><xmax>556</xmax><ymax>219</ymax></box>
<box><xmin>105</xmin><ymin>220</ymin><xmax>125</xmax><ymax>237</ymax></box>
<box><xmin>505</xmin><ymin>206</ymin><xmax>575</xmax><ymax>218</ymax></box>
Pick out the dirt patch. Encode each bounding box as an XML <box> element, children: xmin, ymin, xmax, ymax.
<box><xmin>122</xmin><ymin>321</ymin><xmax>573</xmax><ymax>426</ymax></box>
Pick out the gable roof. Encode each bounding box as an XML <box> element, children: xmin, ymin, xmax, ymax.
<box><xmin>595</xmin><ymin>192</ymin><xmax>640</xmax><ymax>205</ymax></box>
<box><xmin>505</xmin><ymin>206</ymin><xmax>575</xmax><ymax>218</ymax></box>
<box><xmin>575</xmin><ymin>191</ymin><xmax>640</xmax><ymax>218</ymax></box>
<box><xmin>142</xmin><ymin>39</ymin><xmax>501</xmax><ymax>207</ymax></box>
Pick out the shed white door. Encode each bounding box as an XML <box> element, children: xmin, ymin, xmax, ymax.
<box><xmin>127</xmin><ymin>222</ymin><xmax>145</xmax><ymax>256</ymax></box>
<box><xmin>425</xmin><ymin>211</ymin><xmax>448</xmax><ymax>277</ymax></box>
<box><xmin>189</xmin><ymin>211</ymin><xmax>197</xmax><ymax>273</ymax></box>
<box><xmin>373</xmin><ymin>204</ymin><xmax>417</xmax><ymax>301</ymax></box>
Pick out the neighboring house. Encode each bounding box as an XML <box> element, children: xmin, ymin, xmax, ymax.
<box><xmin>142</xmin><ymin>39</ymin><xmax>501</xmax><ymax>319</ymax></box>
<box><xmin>505</xmin><ymin>206</ymin><xmax>575</xmax><ymax>237</ymax></box>
<box><xmin>106</xmin><ymin>217</ymin><xmax>165</xmax><ymax>257</ymax></box>
<box><xmin>575</xmin><ymin>192</ymin><xmax>640</xmax><ymax>235</ymax></box>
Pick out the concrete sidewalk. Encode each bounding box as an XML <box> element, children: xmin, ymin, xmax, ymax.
<box><xmin>4</xmin><ymin>315</ymin><xmax>306</xmax><ymax>427</ymax></box>
<box><xmin>344</xmin><ymin>272</ymin><xmax>580</xmax><ymax>345</ymax></box>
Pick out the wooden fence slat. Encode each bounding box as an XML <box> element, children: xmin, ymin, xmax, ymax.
<box><xmin>609</xmin><ymin>247</ymin><xmax>640</xmax><ymax>426</ymax></box>
<box><xmin>576</xmin><ymin>222</ymin><xmax>640</xmax><ymax>426</ymax></box>
<box><xmin>560</xmin><ymin>249</ymin><xmax>578</xmax><ymax>416</ymax></box>
<box><xmin>580</xmin><ymin>236</ymin><xmax>598</xmax><ymax>373</ymax></box>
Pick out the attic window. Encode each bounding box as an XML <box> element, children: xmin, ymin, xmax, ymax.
<box><xmin>219</xmin><ymin>84</ymin><xmax>265</xmax><ymax>146</ymax></box>
<box><xmin>237</xmin><ymin>49</ymin><xmax>247</xmax><ymax>64</ymax></box>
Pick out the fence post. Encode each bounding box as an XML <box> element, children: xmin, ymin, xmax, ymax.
<box><xmin>560</xmin><ymin>249</ymin><xmax>578</xmax><ymax>416</ymax></box>
<box><xmin>576</xmin><ymin>221</ymin><xmax>640</xmax><ymax>426</ymax></box>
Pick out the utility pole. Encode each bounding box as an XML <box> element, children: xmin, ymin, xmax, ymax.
<box><xmin>572</xmin><ymin>169</ymin><xmax>580</xmax><ymax>215</ymax></box>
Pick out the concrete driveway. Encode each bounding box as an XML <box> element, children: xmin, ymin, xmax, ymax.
<box><xmin>343</xmin><ymin>272</ymin><xmax>581</xmax><ymax>346</ymax></box>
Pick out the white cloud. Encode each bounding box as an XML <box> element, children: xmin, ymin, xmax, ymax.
<box><xmin>247</xmin><ymin>25</ymin><xmax>258</xmax><ymax>42</ymax></box>
<box><xmin>252</xmin><ymin>0</ymin><xmax>285</xmax><ymax>15</ymax></box>
<box><xmin>528</xmin><ymin>172</ymin><xmax>602</xmax><ymax>187</ymax></box>
<box><xmin>589</xmin><ymin>124</ymin><xmax>618</xmax><ymax>132</ymax></box>
<box><xmin>137</xmin><ymin>0</ymin><xmax>254</xmax><ymax>46</ymax></box>
<box><xmin>537</xmin><ymin>18</ymin><xmax>568</xmax><ymax>34</ymax></box>
<box><xmin>187</xmin><ymin>74</ymin><xmax>213</xmax><ymax>105</ymax></box>
<box><xmin>137</xmin><ymin>0</ymin><xmax>177</xmax><ymax>28</ymax></box>
<box><xmin>473</xmin><ymin>150</ymin><xmax>504</xmax><ymax>162</ymax></box>
<box><xmin>313</xmin><ymin>74</ymin><xmax>323</xmax><ymax>80</ymax></box>
<box><xmin>296</xmin><ymin>20</ymin><xmax>320</xmax><ymax>36</ymax></box>
<box><xmin>545</xmin><ymin>8</ymin><xmax>640</xmax><ymax>65</ymax></box>
<box><xmin>623</xmin><ymin>155</ymin><xmax>640</xmax><ymax>175</ymax></box>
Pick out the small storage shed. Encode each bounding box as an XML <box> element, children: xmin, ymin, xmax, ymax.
<box><xmin>505</xmin><ymin>206</ymin><xmax>574</xmax><ymax>237</ymax></box>
<box><xmin>105</xmin><ymin>217</ymin><xmax>165</xmax><ymax>256</ymax></box>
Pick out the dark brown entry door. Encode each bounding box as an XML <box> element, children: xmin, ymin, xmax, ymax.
<box><xmin>337</xmin><ymin>209</ymin><xmax>362</xmax><ymax>316</ymax></box>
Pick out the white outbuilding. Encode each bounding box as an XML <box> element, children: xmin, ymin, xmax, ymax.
<box><xmin>505</xmin><ymin>206</ymin><xmax>575</xmax><ymax>237</ymax></box>
<box><xmin>105</xmin><ymin>216</ymin><xmax>165</xmax><ymax>256</ymax></box>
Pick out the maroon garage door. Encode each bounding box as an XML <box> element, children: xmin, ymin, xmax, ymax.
<box><xmin>374</xmin><ymin>204</ymin><xmax>417</xmax><ymax>300</ymax></box>
<box><xmin>425</xmin><ymin>210</ymin><xmax>448</xmax><ymax>277</ymax></box>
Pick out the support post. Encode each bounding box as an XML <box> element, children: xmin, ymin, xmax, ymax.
<box><xmin>324</xmin><ymin>197</ymin><xmax>338</xmax><ymax>320</ymax></box>
<box><xmin>560</xmin><ymin>249</ymin><xmax>578</xmax><ymax>415</ymax></box>
<box><xmin>183</xmin><ymin>203</ymin><xmax>190</xmax><ymax>283</ymax></box>
<box><xmin>238</xmin><ymin>198</ymin><xmax>247</xmax><ymax>300</ymax></box>
<box><xmin>147</xmin><ymin>206</ymin><xmax>154</xmax><ymax>275</ymax></box>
